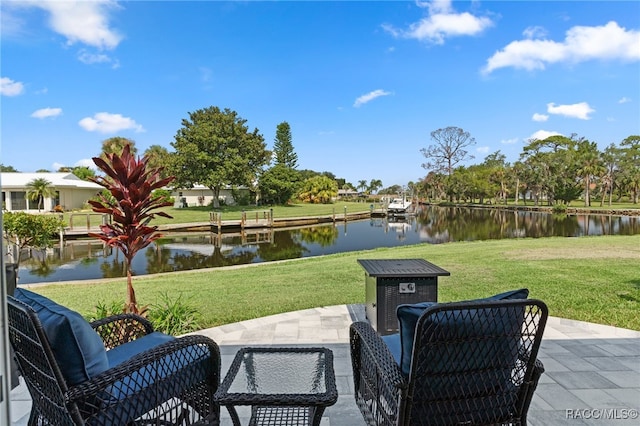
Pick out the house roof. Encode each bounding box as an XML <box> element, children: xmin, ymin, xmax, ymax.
<box><xmin>0</xmin><ymin>173</ymin><xmax>102</xmax><ymax>190</ymax></box>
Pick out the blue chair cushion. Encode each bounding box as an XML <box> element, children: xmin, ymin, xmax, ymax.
<box><xmin>14</xmin><ymin>288</ymin><xmax>109</xmax><ymax>386</ymax></box>
<box><xmin>394</xmin><ymin>288</ymin><xmax>529</xmax><ymax>376</ymax></box>
<box><xmin>106</xmin><ymin>332</ymin><xmax>175</xmax><ymax>368</ymax></box>
<box><xmin>100</xmin><ymin>334</ymin><xmax>212</xmax><ymax>420</ymax></box>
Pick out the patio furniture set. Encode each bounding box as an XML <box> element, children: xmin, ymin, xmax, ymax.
<box><xmin>7</xmin><ymin>259</ymin><xmax>548</xmax><ymax>425</ymax></box>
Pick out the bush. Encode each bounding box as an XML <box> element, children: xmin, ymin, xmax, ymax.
<box><xmin>147</xmin><ymin>292</ymin><xmax>201</xmax><ymax>335</ymax></box>
<box><xmin>86</xmin><ymin>300</ymin><xmax>126</xmax><ymax>322</ymax></box>
<box><xmin>552</xmin><ymin>204</ymin><xmax>567</xmax><ymax>214</ymax></box>
<box><xmin>152</xmin><ymin>189</ymin><xmax>175</xmax><ymax>204</ymax></box>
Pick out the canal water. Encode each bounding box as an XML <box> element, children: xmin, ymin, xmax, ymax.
<box><xmin>17</xmin><ymin>206</ymin><xmax>640</xmax><ymax>284</ymax></box>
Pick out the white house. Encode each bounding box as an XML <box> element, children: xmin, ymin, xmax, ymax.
<box><xmin>171</xmin><ymin>184</ymin><xmax>252</xmax><ymax>207</ymax></box>
<box><xmin>1</xmin><ymin>173</ymin><xmax>103</xmax><ymax>212</ymax></box>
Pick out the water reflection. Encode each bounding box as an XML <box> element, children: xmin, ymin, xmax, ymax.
<box><xmin>17</xmin><ymin>206</ymin><xmax>640</xmax><ymax>283</ymax></box>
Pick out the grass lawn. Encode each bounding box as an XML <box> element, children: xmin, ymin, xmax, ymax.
<box><xmin>28</xmin><ymin>235</ymin><xmax>640</xmax><ymax>331</ymax></box>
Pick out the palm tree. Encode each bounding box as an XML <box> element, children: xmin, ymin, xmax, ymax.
<box><xmin>357</xmin><ymin>180</ymin><xmax>368</xmax><ymax>193</ymax></box>
<box><xmin>26</xmin><ymin>178</ymin><xmax>55</xmax><ymax>211</ymax></box>
<box><xmin>100</xmin><ymin>137</ymin><xmax>137</xmax><ymax>160</ymax></box>
<box><xmin>143</xmin><ymin>145</ymin><xmax>171</xmax><ymax>179</ymax></box>
<box><xmin>576</xmin><ymin>140</ymin><xmax>604</xmax><ymax>207</ymax></box>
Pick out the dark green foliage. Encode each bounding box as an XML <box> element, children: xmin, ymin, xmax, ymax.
<box><xmin>170</xmin><ymin>106</ymin><xmax>270</xmax><ymax>208</ymax></box>
<box><xmin>259</xmin><ymin>164</ymin><xmax>300</xmax><ymax>205</ymax></box>
<box><xmin>273</xmin><ymin>121</ymin><xmax>298</xmax><ymax>168</ymax></box>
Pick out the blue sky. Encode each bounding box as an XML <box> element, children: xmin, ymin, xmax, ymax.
<box><xmin>1</xmin><ymin>0</ymin><xmax>639</xmax><ymax>188</ymax></box>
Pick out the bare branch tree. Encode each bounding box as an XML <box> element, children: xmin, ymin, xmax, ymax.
<box><xmin>420</xmin><ymin>126</ymin><xmax>476</xmax><ymax>176</ymax></box>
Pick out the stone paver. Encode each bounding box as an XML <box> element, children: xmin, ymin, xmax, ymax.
<box><xmin>10</xmin><ymin>304</ymin><xmax>640</xmax><ymax>425</ymax></box>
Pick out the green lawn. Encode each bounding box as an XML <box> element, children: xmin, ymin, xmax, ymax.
<box><xmin>28</xmin><ymin>235</ymin><xmax>640</xmax><ymax>331</ymax></box>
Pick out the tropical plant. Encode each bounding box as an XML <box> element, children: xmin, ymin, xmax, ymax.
<box><xmin>88</xmin><ymin>144</ymin><xmax>175</xmax><ymax>314</ymax></box>
<box><xmin>143</xmin><ymin>144</ymin><xmax>172</xmax><ymax>179</ymax></box>
<box><xmin>147</xmin><ymin>292</ymin><xmax>202</xmax><ymax>335</ymax></box>
<box><xmin>26</xmin><ymin>177</ymin><xmax>56</xmax><ymax>211</ymax></box>
<box><xmin>100</xmin><ymin>136</ymin><xmax>137</xmax><ymax>160</ymax></box>
<box><xmin>297</xmin><ymin>175</ymin><xmax>338</xmax><ymax>203</ymax></box>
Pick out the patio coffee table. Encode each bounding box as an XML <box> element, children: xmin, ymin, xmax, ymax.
<box><xmin>214</xmin><ymin>347</ymin><xmax>338</xmax><ymax>426</ymax></box>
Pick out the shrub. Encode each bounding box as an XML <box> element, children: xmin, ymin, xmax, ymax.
<box><xmin>147</xmin><ymin>292</ymin><xmax>201</xmax><ymax>335</ymax></box>
<box><xmin>152</xmin><ymin>189</ymin><xmax>175</xmax><ymax>204</ymax></box>
<box><xmin>552</xmin><ymin>204</ymin><xmax>567</xmax><ymax>214</ymax></box>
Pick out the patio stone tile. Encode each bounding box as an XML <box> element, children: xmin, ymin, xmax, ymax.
<box><xmin>534</xmin><ymin>383</ymin><xmax>591</xmax><ymax>410</ymax></box>
<box><xmin>598</xmin><ymin>370</ymin><xmax>640</xmax><ymax>388</ymax></box>
<box><xmin>546</xmin><ymin>371</ymin><xmax>619</xmax><ymax>390</ymax></box>
<box><xmin>537</xmin><ymin>356</ymin><xmax>571</xmax><ymax>372</ymax></box>
<box><xmin>583</xmin><ymin>356</ymin><xmax>634</xmax><ymax>371</ymax></box>
<box><xmin>602</xmin><ymin>388</ymin><xmax>640</xmax><ymax>408</ymax></box>
<box><xmin>570</xmin><ymin>389</ymin><xmax>631</xmax><ymax>408</ymax></box>
<box><xmin>554</xmin><ymin>354</ymin><xmax>603</xmax><ymax>371</ymax></box>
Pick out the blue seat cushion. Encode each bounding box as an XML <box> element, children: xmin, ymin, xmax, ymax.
<box><xmin>14</xmin><ymin>288</ymin><xmax>109</xmax><ymax>386</ymax></box>
<box><xmin>106</xmin><ymin>331</ymin><xmax>175</xmax><ymax>368</ymax></box>
<box><xmin>99</xmin><ymin>334</ymin><xmax>212</xmax><ymax>421</ymax></box>
<box><xmin>394</xmin><ymin>288</ymin><xmax>529</xmax><ymax>376</ymax></box>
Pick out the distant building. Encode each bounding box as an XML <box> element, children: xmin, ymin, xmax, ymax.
<box><xmin>1</xmin><ymin>173</ymin><xmax>102</xmax><ymax>212</ymax></box>
<box><xmin>171</xmin><ymin>185</ymin><xmax>252</xmax><ymax>207</ymax></box>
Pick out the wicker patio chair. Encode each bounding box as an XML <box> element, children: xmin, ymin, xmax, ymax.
<box><xmin>350</xmin><ymin>298</ymin><xmax>548</xmax><ymax>426</ymax></box>
<box><xmin>8</xmin><ymin>292</ymin><xmax>221</xmax><ymax>425</ymax></box>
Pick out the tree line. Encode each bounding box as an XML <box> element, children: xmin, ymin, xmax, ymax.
<box><xmin>2</xmin><ymin>107</ymin><xmax>637</xmax><ymax>207</ymax></box>
<box><xmin>418</xmin><ymin>127</ymin><xmax>640</xmax><ymax>207</ymax></box>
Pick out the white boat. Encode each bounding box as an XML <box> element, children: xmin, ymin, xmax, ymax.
<box><xmin>387</xmin><ymin>196</ymin><xmax>413</xmax><ymax>214</ymax></box>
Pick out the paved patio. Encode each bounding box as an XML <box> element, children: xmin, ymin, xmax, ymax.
<box><xmin>10</xmin><ymin>304</ymin><xmax>640</xmax><ymax>425</ymax></box>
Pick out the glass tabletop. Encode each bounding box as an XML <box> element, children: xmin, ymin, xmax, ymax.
<box><xmin>227</xmin><ymin>350</ymin><xmax>328</xmax><ymax>395</ymax></box>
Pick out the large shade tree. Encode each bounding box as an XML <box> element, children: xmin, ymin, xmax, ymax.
<box><xmin>88</xmin><ymin>144</ymin><xmax>175</xmax><ymax>314</ymax></box>
<box><xmin>170</xmin><ymin>106</ymin><xmax>270</xmax><ymax>208</ymax></box>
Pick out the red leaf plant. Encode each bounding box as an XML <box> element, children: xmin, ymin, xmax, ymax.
<box><xmin>88</xmin><ymin>144</ymin><xmax>175</xmax><ymax>314</ymax></box>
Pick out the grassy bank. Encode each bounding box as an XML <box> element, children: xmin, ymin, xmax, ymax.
<box><xmin>27</xmin><ymin>235</ymin><xmax>640</xmax><ymax>331</ymax></box>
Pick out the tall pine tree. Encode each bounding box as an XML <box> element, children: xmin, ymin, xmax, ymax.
<box><xmin>273</xmin><ymin>121</ymin><xmax>298</xmax><ymax>168</ymax></box>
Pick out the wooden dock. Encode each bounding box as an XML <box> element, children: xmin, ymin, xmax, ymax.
<box><xmin>60</xmin><ymin>209</ymin><xmax>383</xmax><ymax>240</ymax></box>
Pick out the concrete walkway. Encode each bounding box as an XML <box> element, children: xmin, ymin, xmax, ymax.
<box><xmin>10</xmin><ymin>304</ymin><xmax>640</xmax><ymax>425</ymax></box>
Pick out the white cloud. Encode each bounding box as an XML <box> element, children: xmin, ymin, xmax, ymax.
<box><xmin>383</xmin><ymin>0</ymin><xmax>493</xmax><ymax>44</ymax></box>
<box><xmin>32</xmin><ymin>0</ymin><xmax>123</xmax><ymax>50</ymax></box>
<box><xmin>523</xmin><ymin>26</ymin><xmax>547</xmax><ymax>40</ymax></box>
<box><xmin>483</xmin><ymin>21</ymin><xmax>640</xmax><ymax>74</ymax></box>
<box><xmin>1</xmin><ymin>77</ymin><xmax>25</xmax><ymax>96</ymax></box>
<box><xmin>529</xmin><ymin>130</ymin><xmax>563</xmax><ymax>141</ymax></box>
<box><xmin>78</xmin><ymin>50</ymin><xmax>112</xmax><ymax>64</ymax></box>
<box><xmin>78</xmin><ymin>112</ymin><xmax>144</xmax><ymax>133</ymax></box>
<box><xmin>354</xmin><ymin>89</ymin><xmax>392</xmax><ymax>108</ymax></box>
<box><xmin>618</xmin><ymin>97</ymin><xmax>631</xmax><ymax>104</ymax></box>
<box><xmin>547</xmin><ymin>102</ymin><xmax>595</xmax><ymax>120</ymax></box>
<box><xmin>31</xmin><ymin>107</ymin><xmax>62</xmax><ymax>119</ymax></box>
<box><xmin>500</xmin><ymin>138</ymin><xmax>519</xmax><ymax>145</ymax></box>
<box><xmin>52</xmin><ymin>162</ymin><xmax>66</xmax><ymax>171</ymax></box>
<box><xmin>532</xmin><ymin>113</ymin><xmax>549</xmax><ymax>122</ymax></box>
<box><xmin>476</xmin><ymin>146</ymin><xmax>490</xmax><ymax>154</ymax></box>
<box><xmin>75</xmin><ymin>159</ymin><xmax>98</xmax><ymax>170</ymax></box>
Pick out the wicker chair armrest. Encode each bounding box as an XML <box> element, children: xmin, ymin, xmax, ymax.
<box><xmin>91</xmin><ymin>313</ymin><xmax>155</xmax><ymax>348</ymax></box>
<box><xmin>350</xmin><ymin>321</ymin><xmax>406</xmax><ymax>390</ymax></box>
<box><xmin>67</xmin><ymin>334</ymin><xmax>220</xmax><ymax>403</ymax></box>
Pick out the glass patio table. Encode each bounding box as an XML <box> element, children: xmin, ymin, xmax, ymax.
<box><xmin>214</xmin><ymin>347</ymin><xmax>338</xmax><ymax>426</ymax></box>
